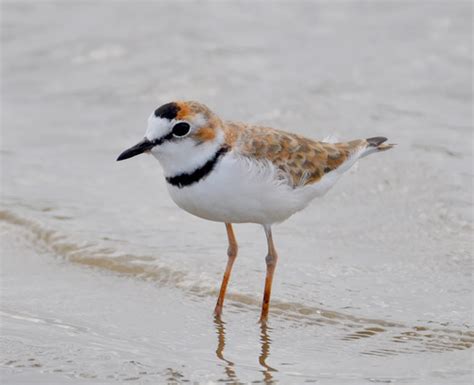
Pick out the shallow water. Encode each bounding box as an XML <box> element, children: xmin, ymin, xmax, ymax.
<box><xmin>1</xmin><ymin>1</ymin><xmax>473</xmax><ymax>384</ymax></box>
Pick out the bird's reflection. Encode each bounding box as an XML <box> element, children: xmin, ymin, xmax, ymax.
<box><xmin>259</xmin><ymin>322</ymin><xmax>277</xmax><ymax>383</ymax></box>
<box><xmin>213</xmin><ymin>316</ymin><xmax>239</xmax><ymax>382</ymax></box>
<box><xmin>213</xmin><ymin>315</ymin><xmax>277</xmax><ymax>384</ymax></box>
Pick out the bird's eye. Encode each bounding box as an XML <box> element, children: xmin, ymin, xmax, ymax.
<box><xmin>172</xmin><ymin>122</ymin><xmax>191</xmax><ymax>137</ymax></box>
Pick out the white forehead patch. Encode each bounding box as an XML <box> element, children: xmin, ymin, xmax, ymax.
<box><xmin>145</xmin><ymin>113</ymin><xmax>172</xmax><ymax>141</ymax></box>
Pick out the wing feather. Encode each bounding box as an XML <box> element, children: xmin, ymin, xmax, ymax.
<box><xmin>230</xmin><ymin>123</ymin><xmax>366</xmax><ymax>187</ymax></box>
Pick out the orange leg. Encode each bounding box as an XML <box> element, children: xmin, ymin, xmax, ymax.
<box><xmin>214</xmin><ymin>223</ymin><xmax>238</xmax><ymax>318</ymax></box>
<box><xmin>260</xmin><ymin>225</ymin><xmax>279</xmax><ymax>323</ymax></box>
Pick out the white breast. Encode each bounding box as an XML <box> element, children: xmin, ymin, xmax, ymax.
<box><xmin>166</xmin><ymin>152</ymin><xmax>330</xmax><ymax>225</ymax></box>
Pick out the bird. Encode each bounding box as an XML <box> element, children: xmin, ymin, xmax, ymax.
<box><xmin>117</xmin><ymin>100</ymin><xmax>394</xmax><ymax>323</ymax></box>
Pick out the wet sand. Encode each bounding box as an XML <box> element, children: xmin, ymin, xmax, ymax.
<box><xmin>1</xmin><ymin>1</ymin><xmax>473</xmax><ymax>384</ymax></box>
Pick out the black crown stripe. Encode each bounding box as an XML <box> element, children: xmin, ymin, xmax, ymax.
<box><xmin>154</xmin><ymin>102</ymin><xmax>179</xmax><ymax>120</ymax></box>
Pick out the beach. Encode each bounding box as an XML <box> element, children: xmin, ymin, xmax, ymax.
<box><xmin>1</xmin><ymin>1</ymin><xmax>473</xmax><ymax>383</ymax></box>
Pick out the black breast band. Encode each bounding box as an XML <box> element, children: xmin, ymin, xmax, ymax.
<box><xmin>166</xmin><ymin>146</ymin><xmax>229</xmax><ymax>188</ymax></box>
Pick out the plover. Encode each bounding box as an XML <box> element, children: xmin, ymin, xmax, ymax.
<box><xmin>117</xmin><ymin>101</ymin><xmax>393</xmax><ymax>322</ymax></box>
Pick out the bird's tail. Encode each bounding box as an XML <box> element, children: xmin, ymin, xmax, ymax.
<box><xmin>360</xmin><ymin>136</ymin><xmax>395</xmax><ymax>158</ymax></box>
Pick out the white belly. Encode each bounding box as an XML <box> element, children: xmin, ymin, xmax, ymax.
<box><xmin>166</xmin><ymin>153</ymin><xmax>323</xmax><ymax>224</ymax></box>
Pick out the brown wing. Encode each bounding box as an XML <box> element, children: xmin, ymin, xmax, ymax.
<box><xmin>230</xmin><ymin>123</ymin><xmax>365</xmax><ymax>187</ymax></box>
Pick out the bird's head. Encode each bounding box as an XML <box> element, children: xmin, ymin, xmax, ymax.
<box><xmin>117</xmin><ymin>101</ymin><xmax>225</xmax><ymax>175</ymax></box>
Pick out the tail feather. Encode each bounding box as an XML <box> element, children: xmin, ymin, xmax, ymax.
<box><xmin>366</xmin><ymin>136</ymin><xmax>387</xmax><ymax>146</ymax></box>
<box><xmin>360</xmin><ymin>136</ymin><xmax>395</xmax><ymax>158</ymax></box>
<box><xmin>366</xmin><ymin>136</ymin><xmax>395</xmax><ymax>151</ymax></box>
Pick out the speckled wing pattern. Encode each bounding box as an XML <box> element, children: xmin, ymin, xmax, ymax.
<box><xmin>227</xmin><ymin>123</ymin><xmax>367</xmax><ymax>187</ymax></box>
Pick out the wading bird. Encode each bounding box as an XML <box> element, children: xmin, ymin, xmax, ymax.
<box><xmin>117</xmin><ymin>101</ymin><xmax>393</xmax><ymax>322</ymax></box>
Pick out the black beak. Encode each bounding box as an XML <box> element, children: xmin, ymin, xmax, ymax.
<box><xmin>116</xmin><ymin>138</ymin><xmax>154</xmax><ymax>161</ymax></box>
